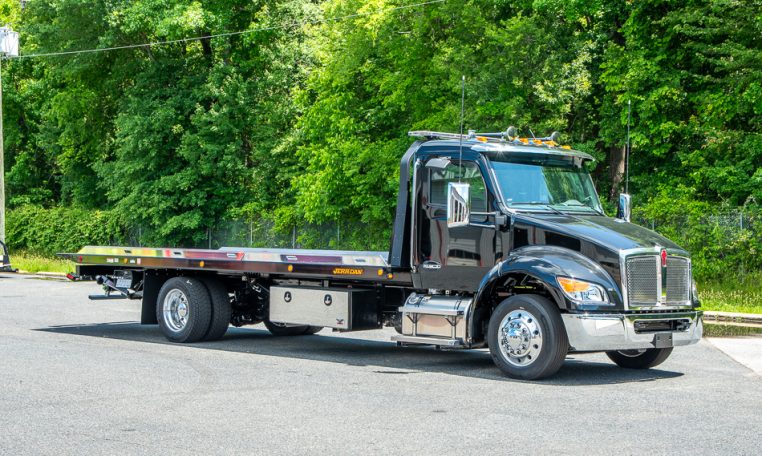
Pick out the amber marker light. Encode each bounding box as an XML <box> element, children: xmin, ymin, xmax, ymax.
<box><xmin>199</xmin><ymin>261</ymin><xmax>205</xmax><ymax>268</ymax></box>
<box><xmin>557</xmin><ymin>277</ymin><xmax>590</xmax><ymax>293</ymax></box>
<box><xmin>377</xmin><ymin>269</ymin><xmax>384</xmax><ymax>276</ymax></box>
<box><xmin>387</xmin><ymin>273</ymin><xmax>394</xmax><ymax>279</ymax></box>
<box><xmin>287</xmin><ymin>264</ymin><xmax>294</xmax><ymax>272</ymax></box>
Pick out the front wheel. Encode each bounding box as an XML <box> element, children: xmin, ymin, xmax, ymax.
<box><xmin>487</xmin><ymin>294</ymin><xmax>568</xmax><ymax>380</ymax></box>
<box><xmin>606</xmin><ymin>348</ymin><xmax>673</xmax><ymax>369</ymax></box>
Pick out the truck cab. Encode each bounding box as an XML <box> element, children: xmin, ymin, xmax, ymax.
<box><xmin>389</xmin><ymin>130</ymin><xmax>702</xmax><ymax>378</ymax></box>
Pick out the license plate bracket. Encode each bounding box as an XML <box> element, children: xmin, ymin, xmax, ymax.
<box><xmin>653</xmin><ymin>332</ymin><xmax>674</xmax><ymax>348</ymax></box>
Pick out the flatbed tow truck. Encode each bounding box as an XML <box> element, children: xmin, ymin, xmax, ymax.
<box><xmin>61</xmin><ymin>130</ymin><xmax>703</xmax><ymax>379</ymax></box>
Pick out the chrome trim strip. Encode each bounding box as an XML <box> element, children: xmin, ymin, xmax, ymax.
<box><xmin>391</xmin><ymin>334</ymin><xmax>465</xmax><ymax>347</ymax></box>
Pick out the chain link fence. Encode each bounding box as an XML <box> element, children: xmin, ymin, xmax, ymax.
<box><xmin>123</xmin><ymin>218</ymin><xmax>384</xmax><ymax>251</ymax></box>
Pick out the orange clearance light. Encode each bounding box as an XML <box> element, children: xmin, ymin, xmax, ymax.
<box><xmin>519</xmin><ymin>138</ymin><xmax>529</xmax><ymax>144</ymax></box>
<box><xmin>287</xmin><ymin>264</ymin><xmax>294</xmax><ymax>272</ymax></box>
<box><xmin>377</xmin><ymin>269</ymin><xmax>384</xmax><ymax>276</ymax></box>
<box><xmin>387</xmin><ymin>273</ymin><xmax>394</xmax><ymax>279</ymax></box>
<box><xmin>561</xmin><ymin>145</ymin><xmax>571</xmax><ymax>150</ymax></box>
<box><xmin>558</xmin><ymin>277</ymin><xmax>590</xmax><ymax>293</ymax></box>
<box><xmin>476</xmin><ymin>136</ymin><xmax>488</xmax><ymax>142</ymax></box>
<box><xmin>199</xmin><ymin>261</ymin><xmax>205</xmax><ymax>268</ymax></box>
<box><xmin>532</xmin><ymin>139</ymin><xmax>543</xmax><ymax>145</ymax></box>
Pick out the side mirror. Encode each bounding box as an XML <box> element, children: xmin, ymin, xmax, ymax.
<box><xmin>447</xmin><ymin>182</ymin><xmax>471</xmax><ymax>228</ymax></box>
<box><xmin>617</xmin><ymin>193</ymin><xmax>632</xmax><ymax>222</ymax></box>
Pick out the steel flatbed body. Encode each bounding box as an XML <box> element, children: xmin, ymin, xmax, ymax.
<box><xmin>63</xmin><ymin>246</ymin><xmax>414</xmax><ymax>286</ymax></box>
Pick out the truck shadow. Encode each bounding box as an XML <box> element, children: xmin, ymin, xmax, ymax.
<box><xmin>36</xmin><ymin>321</ymin><xmax>683</xmax><ymax>386</ymax></box>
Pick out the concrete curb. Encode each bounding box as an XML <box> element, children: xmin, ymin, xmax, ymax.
<box><xmin>704</xmin><ymin>311</ymin><xmax>762</xmax><ymax>329</ymax></box>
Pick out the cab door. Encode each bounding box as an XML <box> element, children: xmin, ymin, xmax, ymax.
<box><xmin>415</xmin><ymin>158</ymin><xmax>497</xmax><ymax>291</ymax></box>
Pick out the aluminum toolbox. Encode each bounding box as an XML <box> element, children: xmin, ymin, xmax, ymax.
<box><xmin>269</xmin><ymin>286</ymin><xmax>378</xmax><ymax>330</ymax></box>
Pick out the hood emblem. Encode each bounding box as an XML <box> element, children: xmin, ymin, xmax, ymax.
<box><xmin>659</xmin><ymin>249</ymin><xmax>668</xmax><ymax>304</ymax></box>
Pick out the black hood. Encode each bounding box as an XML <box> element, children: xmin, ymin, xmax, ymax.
<box><xmin>513</xmin><ymin>213</ymin><xmax>685</xmax><ymax>253</ymax></box>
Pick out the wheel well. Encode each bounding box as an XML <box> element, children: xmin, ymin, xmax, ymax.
<box><xmin>472</xmin><ymin>273</ymin><xmax>563</xmax><ymax>343</ymax></box>
<box><xmin>141</xmin><ymin>271</ymin><xmax>241</xmax><ymax>324</ymax></box>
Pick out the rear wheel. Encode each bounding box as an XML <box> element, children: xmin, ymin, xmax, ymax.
<box><xmin>156</xmin><ymin>277</ymin><xmax>212</xmax><ymax>343</ymax></box>
<box><xmin>264</xmin><ymin>319</ymin><xmax>314</xmax><ymax>336</ymax></box>
<box><xmin>487</xmin><ymin>294</ymin><xmax>568</xmax><ymax>380</ymax></box>
<box><xmin>200</xmin><ymin>278</ymin><xmax>232</xmax><ymax>341</ymax></box>
<box><xmin>606</xmin><ymin>348</ymin><xmax>673</xmax><ymax>369</ymax></box>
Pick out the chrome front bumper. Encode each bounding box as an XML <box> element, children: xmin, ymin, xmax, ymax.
<box><xmin>562</xmin><ymin>310</ymin><xmax>703</xmax><ymax>352</ymax></box>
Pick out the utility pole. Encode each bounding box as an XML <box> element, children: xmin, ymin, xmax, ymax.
<box><xmin>0</xmin><ymin>26</ymin><xmax>19</xmax><ymax>243</ymax></box>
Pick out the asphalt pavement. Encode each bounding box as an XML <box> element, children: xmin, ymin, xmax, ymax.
<box><xmin>1</xmin><ymin>273</ymin><xmax>761</xmax><ymax>455</ymax></box>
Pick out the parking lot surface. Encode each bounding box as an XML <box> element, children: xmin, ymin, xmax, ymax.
<box><xmin>1</xmin><ymin>274</ymin><xmax>761</xmax><ymax>455</ymax></box>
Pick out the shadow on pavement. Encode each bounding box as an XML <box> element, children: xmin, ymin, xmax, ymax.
<box><xmin>36</xmin><ymin>321</ymin><xmax>683</xmax><ymax>385</ymax></box>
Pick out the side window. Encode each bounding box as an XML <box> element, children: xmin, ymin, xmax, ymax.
<box><xmin>429</xmin><ymin>161</ymin><xmax>488</xmax><ymax>212</ymax></box>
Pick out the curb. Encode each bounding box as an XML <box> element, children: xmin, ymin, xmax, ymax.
<box><xmin>704</xmin><ymin>311</ymin><xmax>762</xmax><ymax>329</ymax></box>
<box><xmin>11</xmin><ymin>271</ymin><xmax>68</xmax><ymax>279</ymax></box>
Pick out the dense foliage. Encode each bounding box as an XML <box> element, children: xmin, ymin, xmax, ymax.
<box><xmin>1</xmin><ymin>0</ymin><xmax>760</xmax><ymax>279</ymax></box>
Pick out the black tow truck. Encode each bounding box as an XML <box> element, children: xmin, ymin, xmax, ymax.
<box><xmin>62</xmin><ymin>130</ymin><xmax>703</xmax><ymax>380</ymax></box>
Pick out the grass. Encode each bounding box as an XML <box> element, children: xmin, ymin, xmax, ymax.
<box><xmin>9</xmin><ymin>252</ymin><xmax>75</xmax><ymax>274</ymax></box>
<box><xmin>703</xmin><ymin>323</ymin><xmax>762</xmax><ymax>337</ymax></box>
<box><xmin>698</xmin><ymin>275</ymin><xmax>762</xmax><ymax>315</ymax></box>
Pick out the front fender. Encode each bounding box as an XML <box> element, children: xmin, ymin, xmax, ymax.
<box><xmin>474</xmin><ymin>245</ymin><xmax>623</xmax><ymax>312</ymax></box>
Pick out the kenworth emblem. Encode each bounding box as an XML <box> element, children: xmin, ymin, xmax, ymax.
<box><xmin>660</xmin><ymin>249</ymin><xmax>668</xmax><ymax>304</ymax></box>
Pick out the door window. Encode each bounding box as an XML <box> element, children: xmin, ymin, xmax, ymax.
<box><xmin>429</xmin><ymin>161</ymin><xmax>487</xmax><ymax>212</ymax></box>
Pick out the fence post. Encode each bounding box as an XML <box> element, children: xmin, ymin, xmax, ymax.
<box><xmin>249</xmin><ymin>221</ymin><xmax>253</xmax><ymax>247</ymax></box>
<box><xmin>292</xmin><ymin>226</ymin><xmax>296</xmax><ymax>249</ymax></box>
<box><xmin>208</xmin><ymin>227</ymin><xmax>212</xmax><ymax>249</ymax></box>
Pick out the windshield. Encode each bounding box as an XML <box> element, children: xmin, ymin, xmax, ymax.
<box><xmin>491</xmin><ymin>159</ymin><xmax>602</xmax><ymax>213</ymax></box>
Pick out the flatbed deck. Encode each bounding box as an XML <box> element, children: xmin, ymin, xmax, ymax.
<box><xmin>62</xmin><ymin>246</ymin><xmax>413</xmax><ymax>285</ymax></box>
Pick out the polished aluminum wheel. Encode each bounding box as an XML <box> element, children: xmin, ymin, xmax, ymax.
<box><xmin>498</xmin><ymin>309</ymin><xmax>543</xmax><ymax>366</ymax></box>
<box><xmin>163</xmin><ymin>289</ymin><xmax>190</xmax><ymax>332</ymax></box>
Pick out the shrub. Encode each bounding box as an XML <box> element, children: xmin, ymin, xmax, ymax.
<box><xmin>6</xmin><ymin>206</ymin><xmax>124</xmax><ymax>256</ymax></box>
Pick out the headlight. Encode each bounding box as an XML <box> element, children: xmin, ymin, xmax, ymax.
<box><xmin>557</xmin><ymin>277</ymin><xmax>609</xmax><ymax>304</ymax></box>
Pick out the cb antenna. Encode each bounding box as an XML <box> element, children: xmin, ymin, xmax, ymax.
<box><xmin>625</xmin><ymin>99</ymin><xmax>631</xmax><ymax>194</ymax></box>
<box><xmin>458</xmin><ymin>75</ymin><xmax>465</xmax><ymax>182</ymax></box>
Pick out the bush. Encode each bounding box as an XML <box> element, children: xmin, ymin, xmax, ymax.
<box><xmin>6</xmin><ymin>206</ymin><xmax>124</xmax><ymax>256</ymax></box>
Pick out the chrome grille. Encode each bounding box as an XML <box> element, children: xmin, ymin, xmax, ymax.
<box><xmin>666</xmin><ymin>257</ymin><xmax>691</xmax><ymax>305</ymax></box>
<box><xmin>626</xmin><ymin>256</ymin><xmax>658</xmax><ymax>306</ymax></box>
<box><xmin>625</xmin><ymin>254</ymin><xmax>691</xmax><ymax>308</ymax></box>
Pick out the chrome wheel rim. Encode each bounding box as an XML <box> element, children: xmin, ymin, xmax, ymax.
<box><xmin>498</xmin><ymin>309</ymin><xmax>543</xmax><ymax>367</ymax></box>
<box><xmin>163</xmin><ymin>289</ymin><xmax>189</xmax><ymax>332</ymax></box>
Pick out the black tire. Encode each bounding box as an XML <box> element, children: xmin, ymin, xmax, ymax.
<box><xmin>200</xmin><ymin>278</ymin><xmax>232</xmax><ymax>341</ymax></box>
<box><xmin>264</xmin><ymin>319</ymin><xmax>311</xmax><ymax>336</ymax></box>
<box><xmin>156</xmin><ymin>277</ymin><xmax>212</xmax><ymax>343</ymax></box>
<box><xmin>304</xmin><ymin>326</ymin><xmax>323</xmax><ymax>335</ymax></box>
<box><xmin>606</xmin><ymin>347</ymin><xmax>673</xmax><ymax>369</ymax></box>
<box><xmin>487</xmin><ymin>294</ymin><xmax>568</xmax><ymax>380</ymax></box>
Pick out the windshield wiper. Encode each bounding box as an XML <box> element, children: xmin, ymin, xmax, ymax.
<box><xmin>514</xmin><ymin>202</ymin><xmax>565</xmax><ymax>216</ymax></box>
